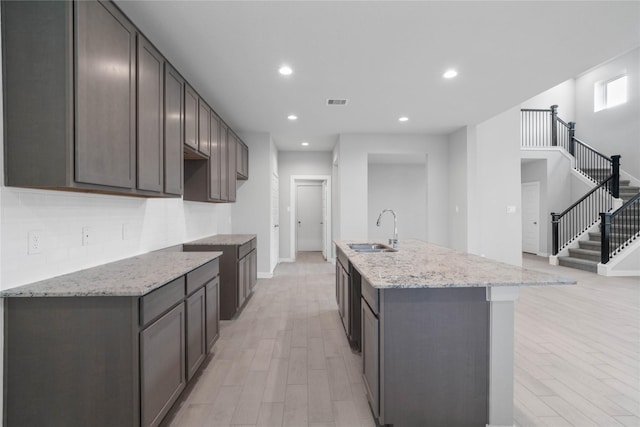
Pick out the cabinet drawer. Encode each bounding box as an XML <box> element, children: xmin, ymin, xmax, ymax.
<box><xmin>140</xmin><ymin>277</ymin><xmax>185</xmax><ymax>327</ymax></box>
<box><xmin>250</xmin><ymin>238</ymin><xmax>257</xmax><ymax>250</ymax></box>
<box><xmin>186</xmin><ymin>259</ymin><xmax>219</xmax><ymax>295</ymax></box>
<box><xmin>361</xmin><ymin>276</ymin><xmax>379</xmax><ymax>315</ymax></box>
<box><xmin>239</xmin><ymin>242</ymin><xmax>251</xmax><ymax>259</ymax></box>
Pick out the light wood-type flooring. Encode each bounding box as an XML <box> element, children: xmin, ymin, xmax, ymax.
<box><xmin>164</xmin><ymin>252</ymin><xmax>639</xmax><ymax>427</ymax></box>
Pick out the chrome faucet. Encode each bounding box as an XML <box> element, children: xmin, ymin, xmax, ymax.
<box><xmin>376</xmin><ymin>209</ymin><xmax>398</xmax><ymax>248</ymax></box>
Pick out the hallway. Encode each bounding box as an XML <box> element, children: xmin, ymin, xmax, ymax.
<box><xmin>164</xmin><ymin>252</ymin><xmax>639</xmax><ymax>426</ymax></box>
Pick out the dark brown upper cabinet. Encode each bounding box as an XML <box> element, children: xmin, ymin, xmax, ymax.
<box><xmin>184</xmin><ymin>84</ymin><xmax>199</xmax><ymax>154</ymax></box>
<box><xmin>219</xmin><ymin>123</ymin><xmax>229</xmax><ymax>202</ymax></box>
<box><xmin>237</xmin><ymin>139</ymin><xmax>249</xmax><ymax>180</ymax></box>
<box><xmin>198</xmin><ymin>101</ymin><xmax>211</xmax><ymax>158</ymax></box>
<box><xmin>164</xmin><ymin>64</ymin><xmax>184</xmax><ymax>196</ymax></box>
<box><xmin>1</xmin><ymin>0</ymin><xmax>180</xmax><ymax>197</ymax></box>
<box><xmin>75</xmin><ymin>0</ymin><xmax>136</xmax><ymax>190</ymax></box>
<box><xmin>228</xmin><ymin>132</ymin><xmax>237</xmax><ymax>202</ymax></box>
<box><xmin>137</xmin><ymin>35</ymin><xmax>164</xmax><ymax>193</ymax></box>
<box><xmin>209</xmin><ymin>113</ymin><xmax>222</xmax><ymax>201</ymax></box>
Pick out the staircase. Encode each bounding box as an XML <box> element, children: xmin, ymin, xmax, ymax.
<box><xmin>557</xmin><ymin>175</ymin><xmax>640</xmax><ymax>272</ymax></box>
<box><xmin>521</xmin><ymin>105</ymin><xmax>640</xmax><ymax>275</ymax></box>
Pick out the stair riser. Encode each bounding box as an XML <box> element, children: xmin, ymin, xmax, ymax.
<box><xmin>578</xmin><ymin>241</ymin><xmax>600</xmax><ymax>250</ymax></box>
<box><xmin>568</xmin><ymin>251</ymin><xmax>600</xmax><ymax>262</ymax></box>
<box><xmin>558</xmin><ymin>258</ymin><xmax>598</xmax><ymax>273</ymax></box>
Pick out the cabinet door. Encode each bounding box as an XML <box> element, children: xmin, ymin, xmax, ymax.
<box><xmin>164</xmin><ymin>64</ymin><xmax>184</xmax><ymax>195</ymax></box>
<box><xmin>249</xmin><ymin>250</ymin><xmax>257</xmax><ymax>290</ymax></box>
<box><xmin>238</xmin><ymin>256</ymin><xmax>247</xmax><ymax>308</ymax></box>
<box><xmin>198</xmin><ymin>101</ymin><xmax>210</xmax><ymax>157</ymax></box>
<box><xmin>209</xmin><ymin>113</ymin><xmax>222</xmax><ymax>200</ymax></box>
<box><xmin>205</xmin><ymin>277</ymin><xmax>220</xmax><ymax>351</ymax></box>
<box><xmin>362</xmin><ymin>301</ymin><xmax>380</xmax><ymax>419</ymax></box>
<box><xmin>76</xmin><ymin>0</ymin><xmax>136</xmax><ymax>189</ymax></box>
<box><xmin>342</xmin><ymin>268</ymin><xmax>350</xmax><ymax>333</ymax></box>
<box><xmin>228</xmin><ymin>133</ymin><xmax>237</xmax><ymax>201</ymax></box>
<box><xmin>141</xmin><ymin>303</ymin><xmax>186</xmax><ymax>427</ymax></box>
<box><xmin>220</xmin><ymin>123</ymin><xmax>229</xmax><ymax>201</ymax></box>
<box><xmin>137</xmin><ymin>35</ymin><xmax>164</xmax><ymax>193</ymax></box>
<box><xmin>184</xmin><ymin>84</ymin><xmax>198</xmax><ymax>151</ymax></box>
<box><xmin>186</xmin><ymin>288</ymin><xmax>206</xmax><ymax>381</ymax></box>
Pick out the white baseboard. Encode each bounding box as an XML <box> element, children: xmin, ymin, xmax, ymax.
<box><xmin>549</xmin><ymin>255</ymin><xmax>559</xmax><ymax>265</ymax></box>
<box><xmin>257</xmin><ymin>272</ymin><xmax>273</xmax><ymax>279</ymax></box>
<box><xmin>279</xmin><ymin>258</ymin><xmax>295</xmax><ymax>263</ymax></box>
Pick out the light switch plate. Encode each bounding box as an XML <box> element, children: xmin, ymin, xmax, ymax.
<box><xmin>82</xmin><ymin>227</ymin><xmax>91</xmax><ymax>246</ymax></box>
<box><xmin>28</xmin><ymin>230</ymin><xmax>43</xmax><ymax>254</ymax></box>
<box><xmin>506</xmin><ymin>206</ymin><xmax>517</xmax><ymax>214</ymax></box>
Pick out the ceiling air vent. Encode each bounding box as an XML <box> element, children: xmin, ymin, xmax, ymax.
<box><xmin>326</xmin><ymin>99</ymin><xmax>348</xmax><ymax>106</ymax></box>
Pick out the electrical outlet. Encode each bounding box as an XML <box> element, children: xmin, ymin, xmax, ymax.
<box><xmin>28</xmin><ymin>230</ymin><xmax>43</xmax><ymax>254</ymax></box>
<box><xmin>82</xmin><ymin>227</ymin><xmax>92</xmax><ymax>246</ymax></box>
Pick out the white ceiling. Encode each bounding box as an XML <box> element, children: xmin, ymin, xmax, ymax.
<box><xmin>115</xmin><ymin>1</ymin><xmax>640</xmax><ymax>152</ymax></box>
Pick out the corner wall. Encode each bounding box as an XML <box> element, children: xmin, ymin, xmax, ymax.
<box><xmin>233</xmin><ymin>131</ymin><xmax>277</xmax><ymax>276</ymax></box>
<box><xmin>336</xmin><ymin>133</ymin><xmax>449</xmax><ymax>246</ymax></box>
<box><xmin>468</xmin><ymin>107</ymin><xmax>523</xmax><ymax>266</ymax></box>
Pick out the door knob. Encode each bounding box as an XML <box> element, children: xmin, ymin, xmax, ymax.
<box><xmin>533</xmin><ymin>222</ymin><xmax>537</xmax><ymax>225</ymax></box>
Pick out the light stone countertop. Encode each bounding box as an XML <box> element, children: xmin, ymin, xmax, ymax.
<box><xmin>184</xmin><ymin>234</ymin><xmax>257</xmax><ymax>246</ymax></box>
<box><xmin>0</xmin><ymin>252</ymin><xmax>222</xmax><ymax>297</ymax></box>
<box><xmin>335</xmin><ymin>239</ymin><xmax>575</xmax><ymax>289</ymax></box>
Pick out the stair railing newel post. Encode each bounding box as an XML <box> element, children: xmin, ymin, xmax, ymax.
<box><xmin>611</xmin><ymin>155</ymin><xmax>621</xmax><ymax>198</ymax></box>
<box><xmin>600</xmin><ymin>212</ymin><xmax>611</xmax><ymax>264</ymax></box>
<box><xmin>568</xmin><ymin>122</ymin><xmax>576</xmax><ymax>156</ymax></box>
<box><xmin>550</xmin><ymin>105</ymin><xmax>558</xmax><ymax>147</ymax></box>
<box><xmin>551</xmin><ymin>213</ymin><xmax>560</xmax><ymax>255</ymax></box>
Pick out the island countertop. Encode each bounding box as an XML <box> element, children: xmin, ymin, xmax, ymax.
<box><xmin>184</xmin><ymin>234</ymin><xmax>256</xmax><ymax>246</ymax></box>
<box><xmin>335</xmin><ymin>239</ymin><xmax>574</xmax><ymax>289</ymax></box>
<box><xmin>0</xmin><ymin>252</ymin><xmax>222</xmax><ymax>297</ymax></box>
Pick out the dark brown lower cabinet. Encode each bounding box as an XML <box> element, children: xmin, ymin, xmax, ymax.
<box><xmin>141</xmin><ymin>303</ymin><xmax>186</xmax><ymax>427</ymax></box>
<box><xmin>206</xmin><ymin>277</ymin><xmax>220</xmax><ymax>350</ymax></box>
<box><xmin>3</xmin><ymin>259</ymin><xmax>220</xmax><ymax>427</ymax></box>
<box><xmin>183</xmin><ymin>237</ymin><xmax>257</xmax><ymax>320</ymax></box>
<box><xmin>186</xmin><ymin>287</ymin><xmax>206</xmax><ymax>381</ymax></box>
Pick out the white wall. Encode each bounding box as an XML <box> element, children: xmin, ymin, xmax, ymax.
<box><xmin>336</xmin><ymin>133</ymin><xmax>449</xmax><ymax>246</ymax></box>
<box><xmin>575</xmin><ymin>48</ymin><xmax>640</xmax><ymax>178</ymax></box>
<box><xmin>468</xmin><ymin>107</ymin><xmax>523</xmax><ymax>266</ymax></box>
<box><xmin>521</xmin><ymin>79</ymin><xmax>576</xmax><ymax>122</ymax></box>
<box><xmin>233</xmin><ymin>132</ymin><xmax>277</xmax><ymax>276</ymax></box>
<box><xmin>367</xmin><ymin>161</ymin><xmax>427</xmax><ymax>243</ymax></box>
<box><xmin>277</xmin><ymin>151</ymin><xmax>332</xmax><ymax>259</ymax></box>
<box><xmin>447</xmin><ymin>127</ymin><xmax>468</xmax><ymax>252</ymax></box>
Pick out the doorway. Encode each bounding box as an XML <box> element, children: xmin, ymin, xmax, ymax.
<box><xmin>290</xmin><ymin>175</ymin><xmax>332</xmax><ymax>261</ymax></box>
<box><xmin>296</xmin><ymin>183</ymin><xmax>323</xmax><ymax>252</ymax></box>
<box><xmin>522</xmin><ymin>182</ymin><xmax>540</xmax><ymax>254</ymax></box>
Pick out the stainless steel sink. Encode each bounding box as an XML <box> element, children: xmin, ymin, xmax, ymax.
<box><xmin>348</xmin><ymin>243</ymin><xmax>398</xmax><ymax>253</ymax></box>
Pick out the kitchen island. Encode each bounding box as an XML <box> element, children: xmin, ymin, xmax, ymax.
<box><xmin>335</xmin><ymin>239</ymin><xmax>574</xmax><ymax>427</ymax></box>
<box><xmin>1</xmin><ymin>251</ymin><xmax>222</xmax><ymax>427</ymax></box>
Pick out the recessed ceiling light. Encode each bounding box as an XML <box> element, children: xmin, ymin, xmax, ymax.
<box><xmin>443</xmin><ymin>69</ymin><xmax>458</xmax><ymax>79</ymax></box>
<box><xmin>279</xmin><ymin>65</ymin><xmax>293</xmax><ymax>76</ymax></box>
<box><xmin>398</xmin><ymin>117</ymin><xmax>409</xmax><ymax>122</ymax></box>
<box><xmin>301</xmin><ymin>142</ymin><xmax>309</xmax><ymax>146</ymax></box>
<box><xmin>287</xmin><ymin>115</ymin><xmax>298</xmax><ymax>121</ymax></box>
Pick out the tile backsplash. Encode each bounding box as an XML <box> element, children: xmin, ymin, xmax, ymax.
<box><xmin>0</xmin><ymin>187</ymin><xmax>231</xmax><ymax>290</ymax></box>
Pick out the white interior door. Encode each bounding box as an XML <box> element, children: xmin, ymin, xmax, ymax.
<box><xmin>296</xmin><ymin>184</ymin><xmax>323</xmax><ymax>252</ymax></box>
<box><xmin>271</xmin><ymin>173</ymin><xmax>279</xmax><ymax>270</ymax></box>
<box><xmin>321</xmin><ymin>181</ymin><xmax>327</xmax><ymax>259</ymax></box>
<box><xmin>522</xmin><ymin>182</ymin><xmax>540</xmax><ymax>254</ymax></box>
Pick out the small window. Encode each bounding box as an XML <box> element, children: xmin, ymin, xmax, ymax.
<box><xmin>594</xmin><ymin>74</ymin><xmax>628</xmax><ymax>112</ymax></box>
